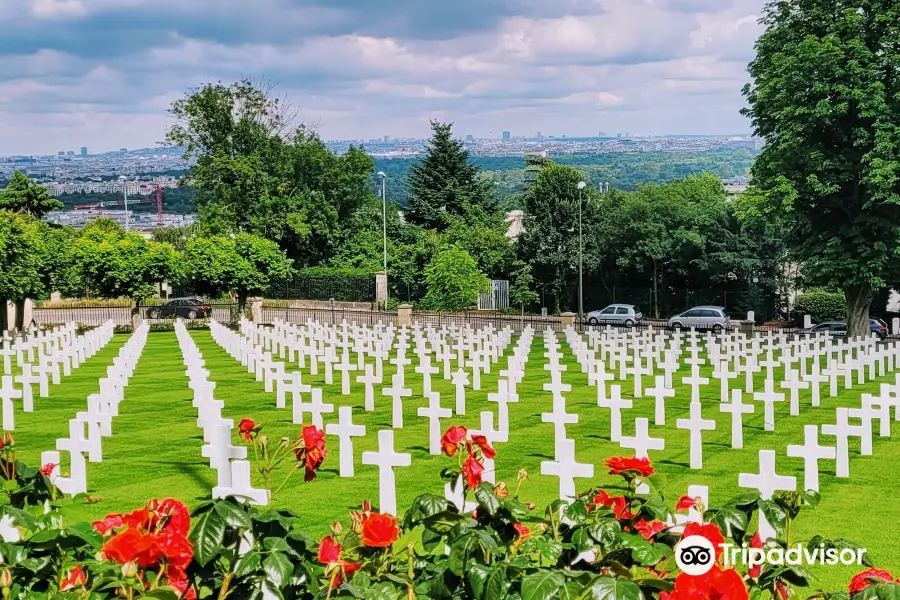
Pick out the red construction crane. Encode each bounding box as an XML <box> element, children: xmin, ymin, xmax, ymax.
<box><xmin>74</xmin><ymin>183</ymin><xmax>164</xmax><ymax>227</ymax></box>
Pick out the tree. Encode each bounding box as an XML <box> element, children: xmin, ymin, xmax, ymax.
<box><xmin>421</xmin><ymin>246</ymin><xmax>490</xmax><ymax>311</ymax></box>
<box><xmin>742</xmin><ymin>0</ymin><xmax>900</xmax><ymax>337</ymax></box>
<box><xmin>180</xmin><ymin>233</ymin><xmax>293</xmax><ymax>312</ymax></box>
<box><xmin>0</xmin><ymin>171</ymin><xmax>63</xmax><ymax>217</ymax></box>
<box><xmin>165</xmin><ymin>80</ymin><xmax>375</xmax><ymax>265</ymax></box>
<box><xmin>405</xmin><ymin>121</ymin><xmax>495</xmax><ymax>231</ymax></box>
<box><xmin>68</xmin><ymin>226</ymin><xmax>180</xmax><ymax>326</ymax></box>
<box><xmin>517</xmin><ymin>162</ymin><xmax>600</xmax><ymax>313</ymax></box>
<box><xmin>508</xmin><ymin>261</ymin><xmax>539</xmax><ymax>314</ymax></box>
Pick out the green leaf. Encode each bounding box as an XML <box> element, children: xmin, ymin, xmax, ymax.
<box><xmin>65</xmin><ymin>523</ymin><xmax>102</xmax><ymax>549</ymax></box>
<box><xmin>618</xmin><ymin>533</ymin><xmax>663</xmax><ymax>566</ymax></box>
<box><xmin>562</xmin><ymin>502</ymin><xmax>588</xmax><ymax>524</ymax></box>
<box><xmin>189</xmin><ymin>508</ymin><xmax>226</xmax><ymax>567</ymax></box>
<box><xmin>468</xmin><ymin>563</ymin><xmax>492</xmax><ymax>600</ymax></box>
<box><xmin>233</xmin><ymin>549</ymin><xmax>261</xmax><ymax>578</ymax></box>
<box><xmin>214</xmin><ymin>500</ymin><xmax>253</xmax><ymax>529</ymax></box>
<box><xmin>571</xmin><ymin>528</ymin><xmax>595</xmax><ymax>553</ymax></box>
<box><xmin>520</xmin><ymin>570</ymin><xmax>565</xmax><ymax>600</ymax></box>
<box><xmin>363</xmin><ymin>582</ymin><xmax>402</xmax><ymax>600</ymax></box>
<box><xmin>474</xmin><ymin>483</ymin><xmax>501</xmax><ymax>516</ymax></box>
<box><xmin>588</xmin><ymin>519</ymin><xmax>621</xmax><ymax>546</ymax></box>
<box><xmin>582</xmin><ymin>576</ymin><xmax>642</xmax><ymax>600</ymax></box>
<box><xmin>758</xmin><ymin>500</ymin><xmax>788</xmax><ymax>536</ymax></box>
<box><xmin>141</xmin><ymin>589</ymin><xmax>181</xmax><ymax>600</ymax></box>
<box><xmin>263</xmin><ymin>552</ymin><xmax>293</xmax><ymax>588</ymax></box>
<box><xmin>18</xmin><ymin>557</ymin><xmax>50</xmax><ymax>573</ymax></box>
<box><xmin>263</xmin><ymin>537</ymin><xmax>294</xmax><ymax>554</ymax></box>
<box><xmin>448</xmin><ymin>534</ymin><xmax>480</xmax><ymax>577</ymax></box>
<box><xmin>484</xmin><ymin>565</ymin><xmax>508</xmax><ymax>600</ymax></box>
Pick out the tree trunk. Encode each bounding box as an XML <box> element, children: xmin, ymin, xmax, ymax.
<box><xmin>131</xmin><ymin>300</ymin><xmax>142</xmax><ymax>331</ymax></box>
<box><xmin>0</xmin><ymin>298</ymin><xmax>8</xmax><ymax>334</ymax></box>
<box><xmin>13</xmin><ymin>299</ymin><xmax>26</xmax><ymax>331</ymax></box>
<box><xmin>653</xmin><ymin>260</ymin><xmax>659</xmax><ymax>319</ymax></box>
<box><xmin>844</xmin><ymin>283</ymin><xmax>873</xmax><ymax>339</ymax></box>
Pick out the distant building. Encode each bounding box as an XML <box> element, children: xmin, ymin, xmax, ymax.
<box><xmin>80</xmin><ymin>147</ymin><xmax>87</xmax><ymax>157</ymax></box>
<box><xmin>466</xmin><ymin>134</ymin><xmax>474</xmax><ymax>142</ymax></box>
<box><xmin>383</xmin><ymin>135</ymin><xmax>389</xmax><ymax>143</ymax></box>
<box><xmin>66</xmin><ymin>150</ymin><xmax>75</xmax><ymax>156</ymax></box>
<box><xmin>57</xmin><ymin>151</ymin><xmax>65</xmax><ymax>156</ymax></box>
<box><xmin>505</xmin><ymin>210</ymin><xmax>524</xmax><ymax>238</ymax></box>
<box><xmin>502</xmin><ymin>131</ymin><xmax>511</xmax><ymax>141</ymax></box>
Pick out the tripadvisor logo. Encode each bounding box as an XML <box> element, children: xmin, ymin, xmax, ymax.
<box><xmin>674</xmin><ymin>537</ymin><xmax>867</xmax><ymax>575</ymax></box>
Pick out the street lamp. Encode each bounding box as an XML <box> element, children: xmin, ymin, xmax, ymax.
<box><xmin>377</xmin><ymin>172</ymin><xmax>389</xmax><ymax>303</ymax></box>
<box><xmin>118</xmin><ymin>175</ymin><xmax>129</xmax><ymax>232</ymax></box>
<box><xmin>577</xmin><ymin>180</ymin><xmax>587</xmax><ymax>320</ymax></box>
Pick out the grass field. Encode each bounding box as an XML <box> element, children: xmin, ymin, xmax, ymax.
<box><xmin>11</xmin><ymin>329</ymin><xmax>899</xmax><ymax>590</ymax></box>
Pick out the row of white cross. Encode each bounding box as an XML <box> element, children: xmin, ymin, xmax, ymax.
<box><xmin>40</xmin><ymin>322</ymin><xmax>149</xmax><ymax>496</ymax></box>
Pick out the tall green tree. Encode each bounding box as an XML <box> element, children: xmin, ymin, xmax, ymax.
<box><xmin>742</xmin><ymin>0</ymin><xmax>900</xmax><ymax>337</ymax></box>
<box><xmin>517</xmin><ymin>162</ymin><xmax>600</xmax><ymax>313</ymax></box>
<box><xmin>405</xmin><ymin>121</ymin><xmax>496</xmax><ymax>231</ymax></box>
<box><xmin>180</xmin><ymin>233</ymin><xmax>293</xmax><ymax>312</ymax></box>
<box><xmin>165</xmin><ymin>79</ymin><xmax>374</xmax><ymax>265</ymax></box>
<box><xmin>0</xmin><ymin>172</ymin><xmax>63</xmax><ymax>217</ymax></box>
<box><xmin>68</xmin><ymin>224</ymin><xmax>180</xmax><ymax>326</ymax></box>
<box><xmin>421</xmin><ymin>245</ymin><xmax>490</xmax><ymax>311</ymax></box>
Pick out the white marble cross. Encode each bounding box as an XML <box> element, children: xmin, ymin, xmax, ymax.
<box><xmin>334</xmin><ymin>351</ymin><xmax>356</xmax><ymax>396</ymax></box>
<box><xmin>738</xmin><ymin>450</ymin><xmax>796</xmax><ymax>541</ymax></box>
<box><xmin>719</xmin><ymin>389</ymin><xmax>754</xmax><ymax>449</ymax></box>
<box><xmin>361</xmin><ymin>430</ymin><xmax>411</xmax><ymax>516</ymax></box>
<box><xmin>599</xmin><ymin>384</ymin><xmax>632</xmax><ymax>442</ymax></box>
<box><xmin>682</xmin><ymin>367</ymin><xmax>710</xmax><ymax>404</ymax></box>
<box><xmin>619</xmin><ymin>417</ymin><xmax>665</xmax><ymax>460</ymax></box>
<box><xmin>325</xmin><ymin>406</ymin><xmax>366</xmax><ymax>477</ymax></box>
<box><xmin>15</xmin><ymin>365</ymin><xmax>40</xmax><ymax>413</ymax></box>
<box><xmin>753</xmin><ymin>379</ymin><xmax>785</xmax><ymax>432</ymax></box>
<box><xmin>357</xmin><ymin>364</ymin><xmax>380</xmax><ymax>412</ymax></box>
<box><xmin>541</xmin><ymin>395</ymin><xmax>578</xmax><ymax>458</ymax></box>
<box><xmin>487</xmin><ymin>380</ymin><xmax>515</xmax><ymax>434</ymax></box>
<box><xmin>303</xmin><ymin>389</ymin><xmax>335</xmax><ymax>429</ymax></box>
<box><xmin>821</xmin><ymin>407</ymin><xmax>863</xmax><ymax>478</ymax></box>
<box><xmin>676</xmin><ymin>401</ymin><xmax>715</xmax><ymax>469</ymax></box>
<box><xmin>450</xmin><ymin>369</ymin><xmax>469</xmax><ymax>415</ymax></box>
<box><xmin>786</xmin><ymin>425</ymin><xmax>835</xmax><ymax>492</ymax></box>
<box><xmin>472</xmin><ymin>411</ymin><xmax>507</xmax><ymax>484</ymax></box>
<box><xmin>417</xmin><ymin>392</ymin><xmax>452</xmax><ymax>455</ymax></box>
<box><xmin>213</xmin><ymin>460</ymin><xmax>270</xmax><ymax>506</ymax></box>
<box><xmin>415</xmin><ymin>354</ymin><xmax>439</xmax><ymax>397</ymax></box>
<box><xmin>540</xmin><ymin>438</ymin><xmax>594</xmax><ymax>503</ymax></box>
<box><xmin>781</xmin><ymin>369</ymin><xmax>809</xmax><ymax>416</ymax></box>
<box><xmin>383</xmin><ymin>375</ymin><xmax>412</xmax><ymax>429</ymax></box>
<box><xmin>55</xmin><ymin>420</ymin><xmax>95</xmax><ymax>495</ymax></box>
<box><xmin>645</xmin><ymin>375</ymin><xmax>675</xmax><ymax>426</ymax></box>
<box><xmin>0</xmin><ymin>376</ymin><xmax>22</xmax><ymax>431</ymax></box>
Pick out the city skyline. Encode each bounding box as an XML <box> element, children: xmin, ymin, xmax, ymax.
<box><xmin>0</xmin><ymin>0</ymin><xmax>763</xmax><ymax>155</ymax></box>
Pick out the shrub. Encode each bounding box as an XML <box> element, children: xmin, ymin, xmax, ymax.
<box><xmin>421</xmin><ymin>246</ymin><xmax>490</xmax><ymax>311</ymax></box>
<box><xmin>792</xmin><ymin>288</ymin><xmax>846</xmax><ymax>324</ymax></box>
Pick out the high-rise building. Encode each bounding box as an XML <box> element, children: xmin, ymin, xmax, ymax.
<box><xmin>502</xmin><ymin>131</ymin><xmax>511</xmax><ymax>141</ymax></box>
<box><xmin>66</xmin><ymin>150</ymin><xmax>75</xmax><ymax>156</ymax></box>
<box><xmin>57</xmin><ymin>151</ymin><xmax>65</xmax><ymax>156</ymax></box>
<box><xmin>465</xmin><ymin>134</ymin><xmax>474</xmax><ymax>141</ymax></box>
<box><xmin>383</xmin><ymin>135</ymin><xmax>389</xmax><ymax>142</ymax></box>
<box><xmin>80</xmin><ymin>147</ymin><xmax>88</xmax><ymax>157</ymax></box>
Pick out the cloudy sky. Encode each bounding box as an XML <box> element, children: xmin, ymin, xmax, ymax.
<box><xmin>0</xmin><ymin>0</ymin><xmax>764</xmax><ymax>155</ymax></box>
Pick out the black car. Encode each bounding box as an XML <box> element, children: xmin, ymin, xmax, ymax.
<box><xmin>798</xmin><ymin>319</ymin><xmax>887</xmax><ymax>340</ymax></box>
<box><xmin>146</xmin><ymin>297</ymin><xmax>211</xmax><ymax>320</ymax></box>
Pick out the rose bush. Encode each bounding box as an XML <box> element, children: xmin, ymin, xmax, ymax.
<box><xmin>0</xmin><ymin>431</ymin><xmax>890</xmax><ymax>599</ymax></box>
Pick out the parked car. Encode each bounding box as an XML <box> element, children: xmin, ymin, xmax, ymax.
<box><xmin>145</xmin><ymin>297</ymin><xmax>211</xmax><ymax>320</ymax></box>
<box><xmin>585</xmin><ymin>304</ymin><xmax>643</xmax><ymax>327</ymax></box>
<box><xmin>799</xmin><ymin>319</ymin><xmax>887</xmax><ymax>340</ymax></box>
<box><xmin>667</xmin><ymin>306</ymin><xmax>731</xmax><ymax>332</ymax></box>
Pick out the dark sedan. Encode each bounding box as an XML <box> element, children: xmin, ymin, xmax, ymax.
<box><xmin>145</xmin><ymin>298</ymin><xmax>211</xmax><ymax>320</ymax></box>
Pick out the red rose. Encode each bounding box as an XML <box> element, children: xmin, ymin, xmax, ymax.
<box><xmin>748</xmin><ymin>532</ymin><xmax>763</xmax><ymax>578</ymax></box>
<box><xmin>148</xmin><ymin>499</ymin><xmax>191</xmax><ymax>536</ymax></box>
<box><xmin>295</xmin><ymin>425</ymin><xmax>327</xmax><ymax>481</ymax></box>
<box><xmin>318</xmin><ymin>536</ymin><xmax>342</xmax><ymax>564</ymax></box>
<box><xmin>675</xmin><ymin>495</ymin><xmax>696</xmax><ymax>512</ymax></box>
<box><xmin>361</xmin><ymin>512</ymin><xmax>399</xmax><ymax>548</ymax></box>
<box><xmin>93</xmin><ymin>514</ymin><xmax>125</xmax><ymax>536</ymax></box>
<box><xmin>471</xmin><ymin>434</ymin><xmax>496</xmax><ymax>460</ymax></box>
<box><xmin>462</xmin><ymin>454</ymin><xmax>485</xmax><ymax>489</ymax></box>
<box><xmin>849</xmin><ymin>569</ymin><xmax>896</xmax><ymax>594</ymax></box>
<box><xmin>441</xmin><ymin>426</ymin><xmax>468</xmax><ymax>457</ymax></box>
<box><xmin>634</xmin><ymin>519</ymin><xmax>667</xmax><ymax>540</ymax></box>
<box><xmin>103</xmin><ymin>528</ymin><xmax>163</xmax><ymax>567</ymax></box>
<box><xmin>60</xmin><ymin>565</ymin><xmax>87</xmax><ymax>591</ymax></box>
<box><xmin>775</xmin><ymin>582</ymin><xmax>789</xmax><ymax>600</ymax></box>
<box><xmin>604</xmin><ymin>456</ymin><xmax>654</xmax><ymax>477</ymax></box>
<box><xmin>238</xmin><ymin>418</ymin><xmax>256</xmax><ymax>442</ymax></box>
<box><xmin>155</xmin><ymin>528</ymin><xmax>194</xmax><ymax>571</ymax></box>
<box><xmin>683</xmin><ymin>522</ymin><xmax>726</xmax><ymax>562</ymax></box>
<box><xmin>168</xmin><ymin>572</ymin><xmax>197</xmax><ymax>600</ymax></box>
<box><xmin>610</xmin><ymin>495</ymin><xmax>634</xmax><ymax>521</ymax></box>
<box><xmin>123</xmin><ymin>508</ymin><xmax>152</xmax><ymax>530</ymax></box>
<box><xmin>668</xmin><ymin>565</ymin><xmax>748</xmax><ymax>600</ymax></box>
<box><xmin>41</xmin><ymin>462</ymin><xmax>57</xmax><ymax>476</ymax></box>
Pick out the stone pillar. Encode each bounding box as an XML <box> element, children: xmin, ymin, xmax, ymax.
<box><xmin>50</xmin><ymin>291</ymin><xmax>62</xmax><ymax>302</ymax></box>
<box><xmin>375</xmin><ymin>271</ymin><xmax>388</xmax><ymax>309</ymax></box>
<box><xmin>803</xmin><ymin>314</ymin><xmax>812</xmax><ymax>329</ymax></box>
<box><xmin>22</xmin><ymin>299</ymin><xmax>33</xmax><ymax>329</ymax></box>
<box><xmin>746</xmin><ymin>310</ymin><xmax>755</xmax><ymax>323</ymax></box>
<box><xmin>892</xmin><ymin>317</ymin><xmax>899</xmax><ymax>336</ymax></box>
<box><xmin>397</xmin><ymin>304</ymin><xmax>413</xmax><ymax>327</ymax></box>
<box><xmin>250</xmin><ymin>298</ymin><xmax>263</xmax><ymax>322</ymax></box>
<box><xmin>560</xmin><ymin>312</ymin><xmax>576</xmax><ymax>328</ymax></box>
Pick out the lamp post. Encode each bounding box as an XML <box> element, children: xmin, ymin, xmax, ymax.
<box><xmin>577</xmin><ymin>180</ymin><xmax>587</xmax><ymax>320</ymax></box>
<box><xmin>118</xmin><ymin>175</ymin><xmax>129</xmax><ymax>232</ymax></box>
<box><xmin>377</xmin><ymin>171</ymin><xmax>389</xmax><ymax>300</ymax></box>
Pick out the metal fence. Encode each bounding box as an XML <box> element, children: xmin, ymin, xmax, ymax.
<box><xmin>260</xmin><ymin>306</ymin><xmax>397</xmax><ymax>327</ymax></box>
<box><xmin>33</xmin><ymin>302</ymin><xmax>240</xmax><ymax>328</ymax></box>
<box><xmin>413</xmin><ymin>311</ymin><xmax>565</xmax><ymax>332</ymax></box>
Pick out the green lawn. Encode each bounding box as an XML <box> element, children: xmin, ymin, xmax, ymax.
<box><xmin>13</xmin><ymin>330</ymin><xmax>898</xmax><ymax>591</ymax></box>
